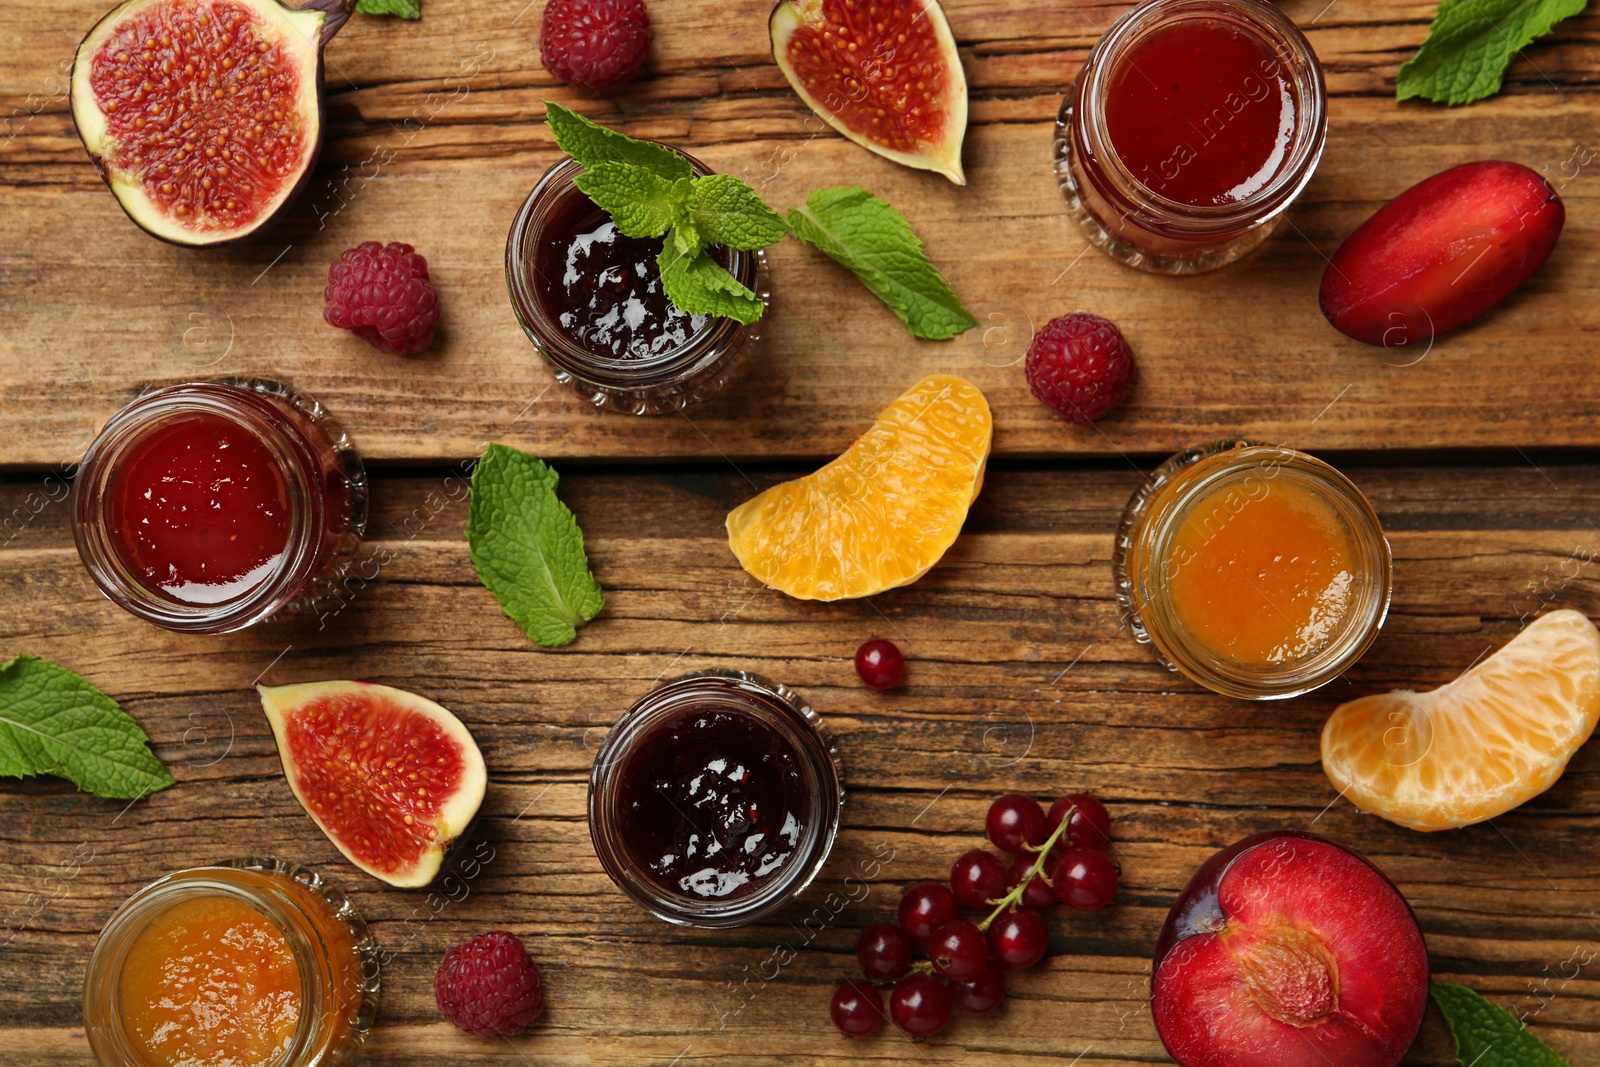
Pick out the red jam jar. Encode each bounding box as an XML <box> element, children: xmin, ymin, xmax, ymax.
<box><xmin>72</xmin><ymin>378</ymin><xmax>366</xmax><ymax>633</ymax></box>
<box><xmin>506</xmin><ymin>152</ymin><xmax>767</xmax><ymax>415</ymax></box>
<box><xmin>1055</xmin><ymin>0</ymin><xmax>1328</xmax><ymax>273</ymax></box>
<box><xmin>589</xmin><ymin>670</ymin><xmax>843</xmax><ymax>927</ymax></box>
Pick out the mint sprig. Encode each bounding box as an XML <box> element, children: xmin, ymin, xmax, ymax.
<box><xmin>355</xmin><ymin>0</ymin><xmax>421</xmax><ymax>18</ymax></box>
<box><xmin>1431</xmin><ymin>980</ymin><xmax>1571</xmax><ymax>1067</ymax></box>
<box><xmin>0</xmin><ymin>656</ymin><xmax>175</xmax><ymax>800</ymax></box>
<box><xmin>467</xmin><ymin>444</ymin><xmax>604</xmax><ymax>648</ymax></box>
<box><xmin>1397</xmin><ymin>0</ymin><xmax>1587</xmax><ymax>105</ymax></box>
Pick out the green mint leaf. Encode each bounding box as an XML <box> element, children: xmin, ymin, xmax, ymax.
<box><xmin>1432</xmin><ymin>981</ymin><xmax>1571</xmax><ymax>1067</ymax></box>
<box><xmin>467</xmin><ymin>445</ymin><xmax>604</xmax><ymax>648</ymax></box>
<box><xmin>658</xmin><ymin>239</ymin><xmax>765</xmax><ymax>325</ymax></box>
<box><xmin>686</xmin><ymin>174</ymin><xmax>790</xmax><ymax>251</ymax></box>
<box><xmin>1397</xmin><ymin>0</ymin><xmax>1587</xmax><ymax>105</ymax></box>
<box><xmin>544</xmin><ymin>102</ymin><xmax>693</xmax><ymax>181</ymax></box>
<box><xmin>787</xmin><ymin>187</ymin><xmax>977</xmax><ymax>341</ymax></box>
<box><xmin>0</xmin><ymin>656</ymin><xmax>174</xmax><ymax>800</ymax></box>
<box><xmin>574</xmin><ymin>162</ymin><xmax>678</xmax><ymax>239</ymax></box>
<box><xmin>355</xmin><ymin>0</ymin><xmax>421</xmax><ymax>18</ymax></box>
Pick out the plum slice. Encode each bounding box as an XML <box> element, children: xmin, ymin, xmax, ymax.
<box><xmin>1151</xmin><ymin>831</ymin><xmax>1428</xmax><ymax>1067</ymax></box>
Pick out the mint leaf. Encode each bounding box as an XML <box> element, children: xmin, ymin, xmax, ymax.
<box><xmin>0</xmin><ymin>656</ymin><xmax>174</xmax><ymax>800</ymax></box>
<box><xmin>788</xmin><ymin>187</ymin><xmax>976</xmax><ymax>341</ymax></box>
<box><xmin>687</xmin><ymin>174</ymin><xmax>791</xmax><ymax>250</ymax></box>
<box><xmin>658</xmin><ymin>240</ymin><xmax>765</xmax><ymax>325</ymax></box>
<box><xmin>467</xmin><ymin>445</ymin><xmax>604</xmax><ymax>648</ymax></box>
<box><xmin>574</xmin><ymin>163</ymin><xmax>680</xmax><ymax>239</ymax></box>
<box><xmin>544</xmin><ymin>102</ymin><xmax>693</xmax><ymax>181</ymax></box>
<box><xmin>1397</xmin><ymin>0</ymin><xmax>1587</xmax><ymax>105</ymax></box>
<box><xmin>1432</xmin><ymin>981</ymin><xmax>1571</xmax><ymax>1067</ymax></box>
<box><xmin>355</xmin><ymin>0</ymin><xmax>421</xmax><ymax>17</ymax></box>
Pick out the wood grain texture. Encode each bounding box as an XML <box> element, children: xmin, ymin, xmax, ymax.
<box><xmin>1</xmin><ymin>463</ymin><xmax>1597</xmax><ymax>1064</ymax></box>
<box><xmin>2</xmin><ymin>0</ymin><xmax>1600</xmax><ymax>465</ymax></box>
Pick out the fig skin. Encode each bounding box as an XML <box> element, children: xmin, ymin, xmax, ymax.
<box><xmin>1319</xmin><ymin>161</ymin><xmax>1564</xmax><ymax>347</ymax></box>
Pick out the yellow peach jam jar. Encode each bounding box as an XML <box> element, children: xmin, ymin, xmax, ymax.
<box><xmin>1113</xmin><ymin>442</ymin><xmax>1391</xmax><ymax>699</ymax></box>
<box><xmin>83</xmin><ymin>858</ymin><xmax>379</xmax><ymax>1067</ymax></box>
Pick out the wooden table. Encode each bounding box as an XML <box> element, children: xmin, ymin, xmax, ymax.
<box><xmin>3</xmin><ymin>0</ymin><xmax>1598</xmax><ymax>1062</ymax></box>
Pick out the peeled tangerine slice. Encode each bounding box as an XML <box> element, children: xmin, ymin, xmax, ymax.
<box><xmin>726</xmin><ymin>374</ymin><xmax>991</xmax><ymax>601</ymax></box>
<box><xmin>1321</xmin><ymin>608</ymin><xmax>1600</xmax><ymax>831</ymax></box>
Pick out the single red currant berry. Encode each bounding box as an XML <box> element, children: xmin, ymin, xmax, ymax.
<box><xmin>856</xmin><ymin>921</ymin><xmax>914</xmax><ymax>981</ymax></box>
<box><xmin>986</xmin><ymin>793</ymin><xmax>1047</xmax><ymax>853</ymax></box>
<box><xmin>1053</xmin><ymin>848</ymin><xmax>1120</xmax><ymax>910</ymax></box>
<box><xmin>889</xmin><ymin>973</ymin><xmax>952</xmax><ymax>1038</ymax></box>
<box><xmin>1046</xmin><ymin>792</ymin><xmax>1112</xmax><ymax>850</ymax></box>
<box><xmin>898</xmin><ymin>881</ymin><xmax>960</xmax><ymax>943</ymax></box>
<box><xmin>949</xmin><ymin>849</ymin><xmax>1007</xmax><ymax>909</ymax></box>
<box><xmin>988</xmin><ymin>907</ymin><xmax>1049</xmax><ymax>970</ymax></box>
<box><xmin>929</xmin><ymin>919</ymin><xmax>988</xmax><ymax>981</ymax></box>
<box><xmin>855</xmin><ymin>638</ymin><xmax>905</xmax><ymax>689</ymax></box>
<box><xmin>950</xmin><ymin>959</ymin><xmax>1007</xmax><ymax>1015</ymax></box>
<box><xmin>830</xmin><ymin>979</ymin><xmax>885</xmax><ymax>1036</ymax></box>
<box><xmin>1006</xmin><ymin>853</ymin><xmax>1058</xmax><ymax>911</ymax></box>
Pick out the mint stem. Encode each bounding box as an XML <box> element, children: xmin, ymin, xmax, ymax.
<box><xmin>976</xmin><ymin>806</ymin><xmax>1073</xmax><ymax>933</ymax></box>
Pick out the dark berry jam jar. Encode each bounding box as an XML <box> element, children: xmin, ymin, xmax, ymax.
<box><xmin>72</xmin><ymin>378</ymin><xmax>366</xmax><ymax>633</ymax></box>
<box><xmin>506</xmin><ymin>152</ymin><xmax>768</xmax><ymax>414</ymax></box>
<box><xmin>1055</xmin><ymin>0</ymin><xmax>1327</xmax><ymax>273</ymax></box>
<box><xmin>589</xmin><ymin>670</ymin><xmax>843</xmax><ymax>928</ymax></box>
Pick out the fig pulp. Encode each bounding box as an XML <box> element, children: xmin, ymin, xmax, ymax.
<box><xmin>258</xmin><ymin>681</ymin><xmax>487</xmax><ymax>888</ymax></box>
<box><xmin>70</xmin><ymin>0</ymin><xmax>352</xmax><ymax>246</ymax></box>
<box><xmin>770</xmin><ymin>0</ymin><xmax>968</xmax><ymax>184</ymax></box>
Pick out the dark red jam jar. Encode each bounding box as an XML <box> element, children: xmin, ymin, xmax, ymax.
<box><xmin>589</xmin><ymin>670</ymin><xmax>843</xmax><ymax>928</ymax></box>
<box><xmin>1055</xmin><ymin>0</ymin><xmax>1327</xmax><ymax>273</ymax></box>
<box><xmin>72</xmin><ymin>378</ymin><xmax>366</xmax><ymax>633</ymax></box>
<box><xmin>506</xmin><ymin>152</ymin><xmax>767</xmax><ymax>415</ymax></box>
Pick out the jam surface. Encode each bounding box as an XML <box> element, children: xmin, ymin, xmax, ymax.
<box><xmin>532</xmin><ymin>190</ymin><xmax>714</xmax><ymax>361</ymax></box>
<box><xmin>106</xmin><ymin>410</ymin><xmax>291</xmax><ymax>605</ymax></box>
<box><xmin>616</xmin><ymin>704</ymin><xmax>808</xmax><ymax>899</ymax></box>
<box><xmin>1104</xmin><ymin>19</ymin><xmax>1297</xmax><ymax>206</ymax></box>
<box><xmin>1165</xmin><ymin>476</ymin><xmax>1356</xmax><ymax>666</ymax></box>
<box><xmin>118</xmin><ymin>894</ymin><xmax>302</xmax><ymax>1067</ymax></box>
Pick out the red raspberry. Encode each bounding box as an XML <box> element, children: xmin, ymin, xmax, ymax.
<box><xmin>1024</xmin><ymin>312</ymin><xmax>1135</xmax><ymax>423</ymax></box>
<box><xmin>539</xmin><ymin>0</ymin><xmax>651</xmax><ymax>92</ymax></box>
<box><xmin>323</xmin><ymin>241</ymin><xmax>439</xmax><ymax>356</ymax></box>
<box><xmin>434</xmin><ymin>930</ymin><xmax>545</xmax><ymax>1037</ymax></box>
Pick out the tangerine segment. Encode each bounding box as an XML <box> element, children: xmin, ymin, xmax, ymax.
<box><xmin>727</xmin><ymin>374</ymin><xmax>990</xmax><ymax>601</ymax></box>
<box><xmin>1321</xmin><ymin>609</ymin><xmax>1600</xmax><ymax>831</ymax></box>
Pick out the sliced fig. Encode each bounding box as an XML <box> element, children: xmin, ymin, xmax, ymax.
<box><xmin>70</xmin><ymin>0</ymin><xmax>352</xmax><ymax>246</ymax></box>
<box><xmin>1319</xmin><ymin>161</ymin><xmax>1564</xmax><ymax>348</ymax></box>
<box><xmin>258</xmin><ymin>680</ymin><xmax>487</xmax><ymax>889</ymax></box>
<box><xmin>770</xmin><ymin>0</ymin><xmax>968</xmax><ymax>185</ymax></box>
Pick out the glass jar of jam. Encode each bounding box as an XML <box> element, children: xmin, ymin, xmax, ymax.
<box><xmin>83</xmin><ymin>858</ymin><xmax>379</xmax><ymax>1067</ymax></box>
<box><xmin>589</xmin><ymin>670</ymin><xmax>843</xmax><ymax>927</ymax></box>
<box><xmin>72</xmin><ymin>378</ymin><xmax>366</xmax><ymax>633</ymax></box>
<box><xmin>506</xmin><ymin>152</ymin><xmax>768</xmax><ymax>415</ymax></box>
<box><xmin>1055</xmin><ymin>0</ymin><xmax>1328</xmax><ymax>273</ymax></box>
<box><xmin>1114</xmin><ymin>442</ymin><xmax>1391</xmax><ymax>699</ymax></box>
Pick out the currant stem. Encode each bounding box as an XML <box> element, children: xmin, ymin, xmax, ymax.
<box><xmin>976</xmin><ymin>805</ymin><xmax>1074</xmax><ymax>933</ymax></box>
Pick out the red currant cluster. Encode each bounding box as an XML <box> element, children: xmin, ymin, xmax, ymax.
<box><xmin>830</xmin><ymin>792</ymin><xmax>1119</xmax><ymax>1039</ymax></box>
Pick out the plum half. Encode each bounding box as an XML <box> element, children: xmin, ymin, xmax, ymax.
<box><xmin>1151</xmin><ymin>831</ymin><xmax>1428</xmax><ymax>1067</ymax></box>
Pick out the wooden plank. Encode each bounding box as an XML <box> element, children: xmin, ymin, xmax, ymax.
<box><xmin>0</xmin><ymin>463</ymin><xmax>1596</xmax><ymax>1063</ymax></box>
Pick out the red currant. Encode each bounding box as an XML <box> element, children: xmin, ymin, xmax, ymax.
<box><xmin>986</xmin><ymin>793</ymin><xmax>1047</xmax><ymax>853</ymax></box>
<box><xmin>987</xmin><ymin>907</ymin><xmax>1049</xmax><ymax>970</ymax></box>
<box><xmin>949</xmin><ymin>849</ymin><xmax>1007</xmax><ymax>909</ymax></box>
<box><xmin>929</xmin><ymin>919</ymin><xmax>988</xmax><ymax>981</ymax></box>
<box><xmin>950</xmin><ymin>959</ymin><xmax>1007</xmax><ymax>1015</ymax></box>
<box><xmin>1053</xmin><ymin>848</ymin><xmax>1119</xmax><ymax>910</ymax></box>
<box><xmin>830</xmin><ymin>979</ymin><xmax>885</xmax><ymax>1036</ymax></box>
<box><xmin>1046</xmin><ymin>792</ymin><xmax>1112</xmax><ymax>850</ymax></box>
<box><xmin>1006</xmin><ymin>852</ymin><xmax>1058</xmax><ymax>911</ymax></box>
<box><xmin>854</xmin><ymin>638</ymin><xmax>905</xmax><ymax>689</ymax></box>
<box><xmin>898</xmin><ymin>882</ymin><xmax>959</xmax><ymax>943</ymax></box>
<box><xmin>856</xmin><ymin>921</ymin><xmax>914</xmax><ymax>981</ymax></box>
<box><xmin>889</xmin><ymin>973</ymin><xmax>952</xmax><ymax>1037</ymax></box>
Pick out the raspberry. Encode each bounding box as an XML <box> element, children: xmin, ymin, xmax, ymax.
<box><xmin>1023</xmin><ymin>312</ymin><xmax>1135</xmax><ymax>423</ymax></box>
<box><xmin>433</xmin><ymin>930</ymin><xmax>545</xmax><ymax>1037</ymax></box>
<box><xmin>323</xmin><ymin>241</ymin><xmax>439</xmax><ymax>356</ymax></box>
<box><xmin>539</xmin><ymin>0</ymin><xmax>651</xmax><ymax>92</ymax></box>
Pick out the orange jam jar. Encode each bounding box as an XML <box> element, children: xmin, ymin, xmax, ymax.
<box><xmin>1113</xmin><ymin>442</ymin><xmax>1391</xmax><ymax>699</ymax></box>
<box><xmin>83</xmin><ymin>858</ymin><xmax>379</xmax><ymax>1067</ymax></box>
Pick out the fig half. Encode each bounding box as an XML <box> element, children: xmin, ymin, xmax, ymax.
<box><xmin>70</xmin><ymin>0</ymin><xmax>352</xmax><ymax>246</ymax></box>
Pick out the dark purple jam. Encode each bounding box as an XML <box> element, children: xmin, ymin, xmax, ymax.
<box><xmin>532</xmin><ymin>190</ymin><xmax>719</xmax><ymax>361</ymax></box>
<box><xmin>615</xmin><ymin>704</ymin><xmax>808</xmax><ymax>900</ymax></box>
